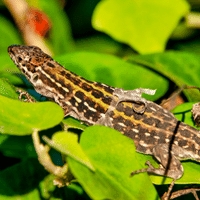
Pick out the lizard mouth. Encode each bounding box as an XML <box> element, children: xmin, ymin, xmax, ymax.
<box><xmin>8</xmin><ymin>45</ymin><xmax>26</xmax><ymax>72</ymax></box>
<box><xmin>8</xmin><ymin>45</ymin><xmax>20</xmax><ymax>66</ymax></box>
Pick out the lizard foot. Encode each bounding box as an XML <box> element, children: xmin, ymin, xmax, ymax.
<box><xmin>130</xmin><ymin>160</ymin><xmax>157</xmax><ymax>177</ymax></box>
<box><xmin>16</xmin><ymin>89</ymin><xmax>36</xmax><ymax>102</ymax></box>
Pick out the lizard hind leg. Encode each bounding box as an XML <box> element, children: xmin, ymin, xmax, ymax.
<box><xmin>131</xmin><ymin>144</ymin><xmax>184</xmax><ymax>180</ymax></box>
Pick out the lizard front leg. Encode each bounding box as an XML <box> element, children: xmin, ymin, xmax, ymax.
<box><xmin>16</xmin><ymin>89</ymin><xmax>36</xmax><ymax>102</ymax></box>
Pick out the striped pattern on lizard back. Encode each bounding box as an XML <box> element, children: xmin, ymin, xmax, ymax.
<box><xmin>8</xmin><ymin>45</ymin><xmax>200</xmax><ymax>161</ymax></box>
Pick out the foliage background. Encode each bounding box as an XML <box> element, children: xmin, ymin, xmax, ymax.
<box><xmin>0</xmin><ymin>0</ymin><xmax>200</xmax><ymax>199</ymax></box>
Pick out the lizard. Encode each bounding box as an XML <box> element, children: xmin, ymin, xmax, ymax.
<box><xmin>7</xmin><ymin>45</ymin><xmax>200</xmax><ymax>195</ymax></box>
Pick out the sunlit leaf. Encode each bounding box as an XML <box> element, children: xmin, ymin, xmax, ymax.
<box><xmin>0</xmin><ymin>95</ymin><xmax>64</xmax><ymax>135</ymax></box>
<box><xmin>92</xmin><ymin>0</ymin><xmax>190</xmax><ymax>54</ymax></box>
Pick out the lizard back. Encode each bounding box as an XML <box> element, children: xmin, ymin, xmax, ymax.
<box><xmin>8</xmin><ymin>45</ymin><xmax>200</xmax><ymax>161</ymax></box>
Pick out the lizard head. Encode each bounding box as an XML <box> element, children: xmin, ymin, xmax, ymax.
<box><xmin>8</xmin><ymin>45</ymin><xmax>71</xmax><ymax>100</ymax></box>
<box><xmin>8</xmin><ymin>45</ymin><xmax>53</xmax><ymax>87</ymax></box>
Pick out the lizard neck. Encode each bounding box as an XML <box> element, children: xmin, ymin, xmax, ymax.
<box><xmin>33</xmin><ymin>59</ymin><xmax>115</xmax><ymax>124</ymax></box>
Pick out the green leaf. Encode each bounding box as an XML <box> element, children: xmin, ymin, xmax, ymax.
<box><xmin>174</xmin><ymin>37</ymin><xmax>200</xmax><ymax>55</ymax></box>
<box><xmin>0</xmin><ymin>95</ymin><xmax>64</xmax><ymax>135</ymax></box>
<box><xmin>62</xmin><ymin>117</ymin><xmax>87</xmax><ymax>131</ymax></box>
<box><xmin>0</xmin><ymin>135</ymin><xmax>36</xmax><ymax>158</ymax></box>
<box><xmin>92</xmin><ymin>0</ymin><xmax>190</xmax><ymax>54</ymax></box>
<box><xmin>0</xmin><ymin>158</ymin><xmax>48</xmax><ymax>199</ymax></box>
<box><xmin>172</xmin><ymin>102</ymin><xmax>200</xmax><ymax>129</ymax></box>
<box><xmin>55</xmin><ymin>52</ymin><xmax>169</xmax><ymax>101</ymax></box>
<box><xmin>0</xmin><ymin>134</ymin><xmax>9</xmax><ymax>145</ymax></box>
<box><xmin>128</xmin><ymin>51</ymin><xmax>200</xmax><ymax>101</ymax></box>
<box><xmin>45</xmin><ymin>131</ymin><xmax>95</xmax><ymax>171</ymax></box>
<box><xmin>0</xmin><ymin>78</ymin><xmax>18</xmax><ymax>99</ymax></box>
<box><xmin>75</xmin><ymin>35</ymin><xmax>122</xmax><ymax>54</ymax></box>
<box><xmin>0</xmin><ymin>157</ymin><xmax>85</xmax><ymax>199</ymax></box>
<box><xmin>0</xmin><ymin>53</ymin><xmax>23</xmax><ymax>85</ymax></box>
<box><xmin>68</xmin><ymin>126</ymin><xmax>159</xmax><ymax>200</ymax></box>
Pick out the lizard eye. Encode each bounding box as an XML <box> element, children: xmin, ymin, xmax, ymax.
<box><xmin>32</xmin><ymin>73</ymin><xmax>39</xmax><ymax>83</ymax></box>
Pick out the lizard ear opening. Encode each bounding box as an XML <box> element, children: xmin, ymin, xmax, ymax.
<box><xmin>32</xmin><ymin>73</ymin><xmax>39</xmax><ymax>83</ymax></box>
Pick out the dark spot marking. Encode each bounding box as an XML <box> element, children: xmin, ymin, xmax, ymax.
<box><xmin>86</xmin><ymin>98</ymin><xmax>95</xmax><ymax>108</ymax></box>
<box><xmin>101</xmin><ymin>96</ymin><xmax>112</xmax><ymax>105</ymax></box>
<box><xmin>77</xmin><ymin>101</ymin><xmax>87</xmax><ymax>113</ymax></box>
<box><xmin>154</xmin><ymin>119</ymin><xmax>171</xmax><ymax>130</ymax></box>
<box><xmin>92</xmin><ymin>89</ymin><xmax>103</xmax><ymax>98</ymax></box>
<box><xmin>191</xmin><ymin>134</ymin><xmax>200</xmax><ymax>144</ymax></box>
<box><xmin>104</xmin><ymin>85</ymin><xmax>114</xmax><ymax>94</ymax></box>
<box><xmin>114</xmin><ymin>123</ymin><xmax>125</xmax><ymax>132</ymax></box>
<box><xmin>75</xmin><ymin>91</ymin><xmax>84</xmax><ymax>100</ymax></box>
<box><xmin>57</xmin><ymin>85</ymin><xmax>70</xmax><ymax>97</ymax></box>
<box><xmin>93</xmin><ymin>82</ymin><xmax>114</xmax><ymax>94</ymax></box>
<box><xmin>142</xmin><ymin>117</ymin><xmax>156</xmax><ymax>126</ymax></box>
<box><xmin>44</xmin><ymin>54</ymin><xmax>53</xmax><ymax>60</ymax></box>
<box><xmin>61</xmin><ymin>70</ymin><xmax>68</xmax><ymax>76</ymax></box>
<box><xmin>81</xmin><ymin>83</ymin><xmax>93</xmax><ymax>92</ymax></box>
<box><xmin>69</xmin><ymin>97</ymin><xmax>76</xmax><ymax>107</ymax></box>
<box><xmin>112</xmin><ymin>115</ymin><xmax>124</xmax><ymax>125</ymax></box>
<box><xmin>46</xmin><ymin>71</ymin><xmax>56</xmax><ymax>81</ymax></box>
<box><xmin>84</xmin><ymin>109</ymin><xmax>100</xmax><ymax>121</ymax></box>
<box><xmin>122</xmin><ymin>105</ymin><xmax>133</xmax><ymax>117</ymax></box>
<box><xmin>93</xmin><ymin>82</ymin><xmax>102</xmax><ymax>88</ymax></box>
<box><xmin>17</xmin><ymin>56</ymin><xmax>22</xmax><ymax>62</ymax></box>
<box><xmin>26</xmin><ymin>63</ymin><xmax>36</xmax><ymax>73</ymax></box>
<box><xmin>131</xmin><ymin>112</ymin><xmax>143</xmax><ymax>120</ymax></box>
<box><xmin>21</xmin><ymin>68</ymin><xmax>26</xmax><ymax>74</ymax></box>
<box><xmin>47</xmin><ymin>62</ymin><xmax>55</xmax><ymax>68</ymax></box>
<box><xmin>95</xmin><ymin>104</ymin><xmax>105</xmax><ymax>114</ymax></box>
<box><xmin>70</xmin><ymin>77</ymin><xmax>81</xmax><ymax>85</ymax></box>
<box><xmin>178</xmin><ymin>139</ymin><xmax>188</xmax><ymax>147</ymax></box>
<box><xmin>116</xmin><ymin>103</ymin><xmax>125</xmax><ymax>112</ymax></box>
<box><xmin>159</xmin><ymin>121</ymin><xmax>173</xmax><ymax>130</ymax></box>
<box><xmin>123</xmin><ymin>118</ymin><xmax>133</xmax><ymax>127</ymax></box>
<box><xmin>156</xmin><ymin>133</ymin><xmax>166</xmax><ymax>144</ymax></box>
<box><xmin>179</xmin><ymin>128</ymin><xmax>193</xmax><ymax>138</ymax></box>
<box><xmin>187</xmin><ymin>143</ymin><xmax>196</xmax><ymax>153</ymax></box>
<box><xmin>138</xmin><ymin>128</ymin><xmax>157</xmax><ymax>145</ymax></box>
<box><xmin>64</xmin><ymin>83</ymin><xmax>73</xmax><ymax>94</ymax></box>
